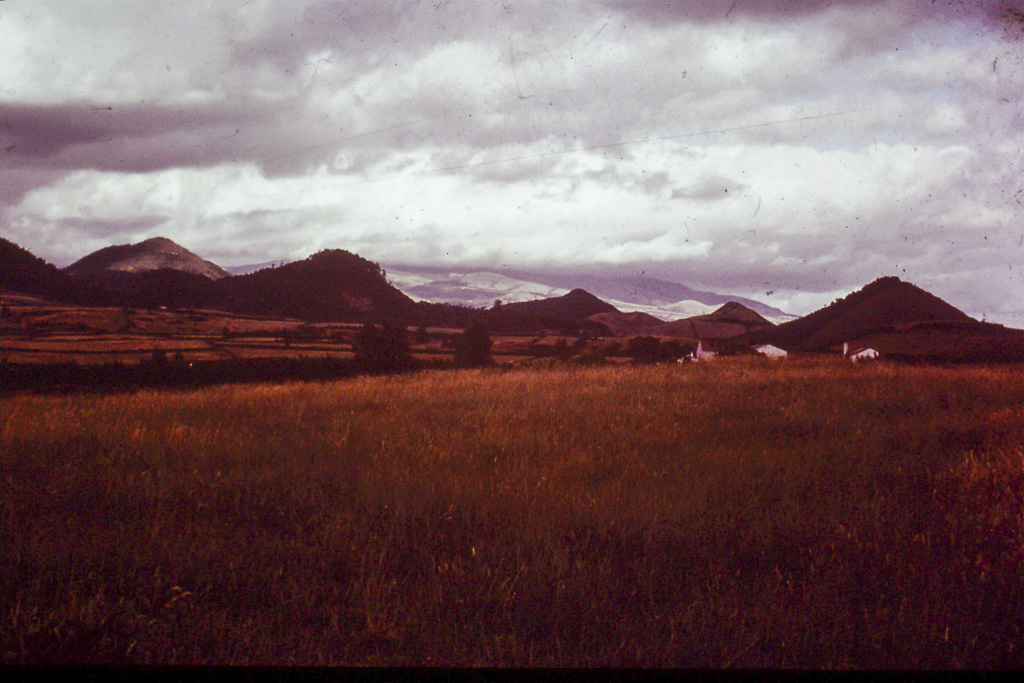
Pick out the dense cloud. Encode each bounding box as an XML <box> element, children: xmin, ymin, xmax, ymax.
<box><xmin>1</xmin><ymin>0</ymin><xmax>1021</xmax><ymax>323</ymax></box>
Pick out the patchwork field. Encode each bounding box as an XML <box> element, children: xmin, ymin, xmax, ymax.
<box><xmin>1</xmin><ymin>359</ymin><xmax>1021</xmax><ymax>667</ymax></box>
<box><xmin>0</xmin><ymin>297</ymin><xmax>351</xmax><ymax>365</ymax></box>
<box><xmin>0</xmin><ymin>297</ymin><xmax>580</xmax><ymax>369</ymax></box>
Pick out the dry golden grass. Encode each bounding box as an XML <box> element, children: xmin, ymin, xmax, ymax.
<box><xmin>1</xmin><ymin>358</ymin><xmax>1021</xmax><ymax>666</ymax></box>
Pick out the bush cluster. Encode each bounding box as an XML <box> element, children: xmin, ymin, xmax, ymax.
<box><xmin>624</xmin><ymin>336</ymin><xmax>695</xmax><ymax>363</ymax></box>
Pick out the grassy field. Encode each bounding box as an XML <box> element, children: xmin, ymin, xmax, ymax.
<box><xmin>1</xmin><ymin>358</ymin><xmax>1021</xmax><ymax>667</ymax></box>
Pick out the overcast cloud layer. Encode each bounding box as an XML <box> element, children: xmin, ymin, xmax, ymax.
<box><xmin>2</xmin><ymin>0</ymin><xmax>1022</xmax><ymax>322</ymax></box>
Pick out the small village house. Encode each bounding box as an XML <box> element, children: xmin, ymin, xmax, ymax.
<box><xmin>843</xmin><ymin>342</ymin><xmax>880</xmax><ymax>362</ymax></box>
<box><xmin>695</xmin><ymin>341</ymin><xmax>716</xmax><ymax>361</ymax></box>
<box><xmin>754</xmin><ymin>344</ymin><xmax>788</xmax><ymax>359</ymax></box>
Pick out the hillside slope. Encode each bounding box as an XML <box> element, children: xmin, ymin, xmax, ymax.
<box><xmin>585</xmin><ymin>310</ymin><xmax>665</xmax><ymax>336</ymax></box>
<box><xmin>66</xmin><ymin>237</ymin><xmax>230</xmax><ymax>280</ymax></box>
<box><xmin>765</xmin><ymin>277</ymin><xmax>974</xmax><ymax>351</ymax></box>
<box><xmin>657</xmin><ymin>301</ymin><xmax>775</xmax><ymax>339</ymax></box>
<box><xmin>213</xmin><ymin>250</ymin><xmax>420</xmax><ymax>322</ymax></box>
<box><xmin>385</xmin><ymin>266</ymin><xmax>794</xmax><ymax>323</ymax></box>
<box><xmin>497</xmin><ymin>288</ymin><xmax>617</xmax><ymax>321</ymax></box>
<box><xmin>0</xmin><ymin>237</ymin><xmax>109</xmax><ymax>305</ymax></box>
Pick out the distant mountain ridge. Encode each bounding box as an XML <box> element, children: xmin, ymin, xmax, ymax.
<box><xmin>385</xmin><ymin>268</ymin><xmax>572</xmax><ymax>307</ymax></box>
<box><xmin>493</xmin><ymin>270</ymin><xmax>790</xmax><ymax>320</ymax></box>
<box><xmin>657</xmin><ymin>301</ymin><xmax>775</xmax><ymax>339</ymax></box>
<box><xmin>66</xmin><ymin>237</ymin><xmax>230</xmax><ymax>280</ymax></box>
<box><xmin>498</xmin><ymin>288</ymin><xmax>618</xmax><ymax>322</ymax></box>
<box><xmin>384</xmin><ymin>266</ymin><xmax>794</xmax><ymax>323</ymax></box>
<box><xmin>225</xmin><ymin>260</ymin><xmax>293</xmax><ymax>276</ymax></box>
<box><xmin>5</xmin><ymin>237</ymin><xmax>1019</xmax><ymax>364</ymax></box>
<box><xmin>56</xmin><ymin>241</ymin><xmax>793</xmax><ymax>324</ymax></box>
<box><xmin>527</xmin><ymin>272</ymin><xmax>787</xmax><ymax>318</ymax></box>
<box><xmin>29</xmin><ymin>237</ymin><xmax>418</xmax><ymax>323</ymax></box>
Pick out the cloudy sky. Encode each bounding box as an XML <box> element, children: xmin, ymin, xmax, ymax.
<box><xmin>2</xmin><ymin>0</ymin><xmax>1022</xmax><ymax>322</ymax></box>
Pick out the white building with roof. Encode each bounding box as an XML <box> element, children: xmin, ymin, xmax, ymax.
<box><xmin>755</xmin><ymin>344</ymin><xmax>788</xmax><ymax>359</ymax></box>
<box><xmin>695</xmin><ymin>341</ymin><xmax>716</xmax><ymax>361</ymax></box>
<box><xmin>843</xmin><ymin>342</ymin><xmax>880</xmax><ymax>362</ymax></box>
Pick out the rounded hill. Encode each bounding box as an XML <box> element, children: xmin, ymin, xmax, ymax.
<box><xmin>213</xmin><ymin>249</ymin><xmax>419</xmax><ymax>322</ymax></box>
<box><xmin>765</xmin><ymin>277</ymin><xmax>974</xmax><ymax>351</ymax></box>
<box><xmin>65</xmin><ymin>237</ymin><xmax>230</xmax><ymax>280</ymax></box>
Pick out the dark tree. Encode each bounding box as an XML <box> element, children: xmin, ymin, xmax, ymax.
<box><xmin>454</xmin><ymin>320</ymin><xmax>493</xmax><ymax>368</ymax></box>
<box><xmin>661</xmin><ymin>340</ymin><xmax>695</xmax><ymax>361</ymax></box>
<box><xmin>713</xmin><ymin>340</ymin><xmax>758</xmax><ymax>357</ymax></box>
<box><xmin>354</xmin><ymin>321</ymin><xmax>415</xmax><ymax>371</ymax></box>
<box><xmin>626</xmin><ymin>336</ymin><xmax>662</xmax><ymax>363</ymax></box>
<box><xmin>553</xmin><ymin>337</ymin><xmax>571</xmax><ymax>360</ymax></box>
<box><xmin>602</xmin><ymin>340</ymin><xmax>623</xmax><ymax>357</ymax></box>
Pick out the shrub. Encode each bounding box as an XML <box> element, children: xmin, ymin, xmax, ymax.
<box><xmin>354</xmin><ymin>321</ymin><xmax>416</xmax><ymax>372</ymax></box>
<box><xmin>626</xmin><ymin>335</ymin><xmax>662</xmax><ymax>363</ymax></box>
<box><xmin>453</xmin><ymin>320</ymin><xmax>493</xmax><ymax>368</ymax></box>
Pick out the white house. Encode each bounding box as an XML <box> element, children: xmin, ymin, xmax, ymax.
<box><xmin>851</xmin><ymin>347</ymin><xmax>879</xmax><ymax>362</ymax></box>
<box><xmin>843</xmin><ymin>342</ymin><xmax>880</xmax><ymax>362</ymax></box>
<box><xmin>754</xmin><ymin>344</ymin><xmax>788</xmax><ymax>359</ymax></box>
<box><xmin>695</xmin><ymin>341</ymin><xmax>716</xmax><ymax>361</ymax></box>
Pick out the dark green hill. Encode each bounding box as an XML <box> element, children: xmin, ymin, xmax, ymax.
<box><xmin>763</xmin><ymin>277</ymin><xmax>975</xmax><ymax>351</ymax></box>
<box><xmin>486</xmin><ymin>289</ymin><xmax>619</xmax><ymax>334</ymax></box>
<box><xmin>658</xmin><ymin>301</ymin><xmax>775</xmax><ymax>339</ymax></box>
<box><xmin>0</xmin><ymin>237</ymin><xmax>110</xmax><ymax>305</ymax></box>
<box><xmin>585</xmin><ymin>310</ymin><xmax>664</xmax><ymax>336</ymax></box>
<box><xmin>497</xmin><ymin>288</ymin><xmax>617</xmax><ymax>321</ymax></box>
<box><xmin>212</xmin><ymin>250</ymin><xmax>419</xmax><ymax>322</ymax></box>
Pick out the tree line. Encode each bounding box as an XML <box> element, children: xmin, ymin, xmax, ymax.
<box><xmin>353</xmin><ymin>319</ymin><xmax>494</xmax><ymax>371</ymax></box>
